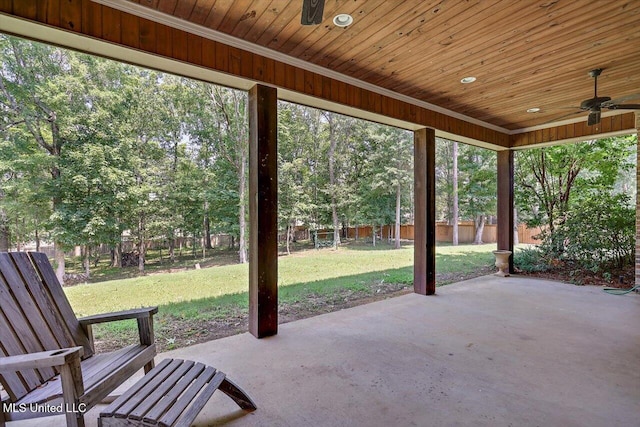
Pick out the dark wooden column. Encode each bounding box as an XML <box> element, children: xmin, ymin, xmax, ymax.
<box><xmin>635</xmin><ymin>112</ymin><xmax>639</xmax><ymax>288</ymax></box>
<box><xmin>497</xmin><ymin>149</ymin><xmax>514</xmax><ymax>273</ymax></box>
<box><xmin>248</xmin><ymin>84</ymin><xmax>278</xmax><ymax>338</ymax></box>
<box><xmin>414</xmin><ymin>128</ymin><xmax>436</xmax><ymax>295</ymax></box>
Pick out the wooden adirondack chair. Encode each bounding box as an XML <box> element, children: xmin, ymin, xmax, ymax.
<box><xmin>0</xmin><ymin>252</ymin><xmax>157</xmax><ymax>427</ymax></box>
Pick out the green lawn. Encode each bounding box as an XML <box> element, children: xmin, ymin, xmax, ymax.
<box><xmin>66</xmin><ymin>243</ymin><xmax>496</xmax><ymax>317</ymax></box>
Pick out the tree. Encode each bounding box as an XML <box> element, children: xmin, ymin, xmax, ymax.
<box><xmin>277</xmin><ymin>102</ymin><xmax>317</xmax><ymax>254</ymax></box>
<box><xmin>0</xmin><ymin>35</ymin><xmax>89</xmax><ymax>280</ymax></box>
<box><xmin>324</xmin><ymin>112</ymin><xmax>343</xmax><ymax>248</ymax></box>
<box><xmin>208</xmin><ymin>87</ymin><xmax>249</xmax><ymax>263</ymax></box>
<box><xmin>435</xmin><ymin>138</ymin><xmax>454</xmax><ymax>223</ymax></box>
<box><xmin>515</xmin><ymin>137</ymin><xmax>634</xmax><ymax>254</ymax></box>
<box><xmin>459</xmin><ymin>145</ymin><xmax>496</xmax><ymax>244</ymax></box>
<box><xmin>452</xmin><ymin>140</ymin><xmax>459</xmax><ymax>245</ymax></box>
<box><xmin>364</xmin><ymin>125</ymin><xmax>413</xmax><ymax>248</ymax></box>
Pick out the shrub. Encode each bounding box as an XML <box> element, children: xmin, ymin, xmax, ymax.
<box><xmin>544</xmin><ymin>194</ymin><xmax>634</xmax><ymax>272</ymax></box>
<box><xmin>513</xmin><ymin>246</ymin><xmax>550</xmax><ymax>272</ymax></box>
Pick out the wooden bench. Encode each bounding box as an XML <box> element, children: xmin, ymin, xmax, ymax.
<box><xmin>0</xmin><ymin>252</ymin><xmax>157</xmax><ymax>427</ymax></box>
<box><xmin>99</xmin><ymin>358</ymin><xmax>256</xmax><ymax>427</ymax></box>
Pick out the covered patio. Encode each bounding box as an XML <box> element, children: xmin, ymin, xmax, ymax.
<box><xmin>22</xmin><ymin>275</ymin><xmax>640</xmax><ymax>427</ymax></box>
<box><xmin>1</xmin><ymin>1</ymin><xmax>639</xmax><ymax>335</ymax></box>
<box><xmin>1</xmin><ymin>2</ymin><xmax>639</xmax><ymax>425</ymax></box>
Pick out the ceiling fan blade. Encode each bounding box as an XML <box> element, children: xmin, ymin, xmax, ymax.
<box><xmin>587</xmin><ymin>110</ymin><xmax>601</xmax><ymax>126</ymax></box>
<box><xmin>604</xmin><ymin>104</ymin><xmax>640</xmax><ymax>110</ymax></box>
<box><xmin>603</xmin><ymin>92</ymin><xmax>640</xmax><ymax>105</ymax></box>
<box><xmin>543</xmin><ymin>110</ymin><xmax>584</xmax><ymax>124</ymax></box>
<box><xmin>544</xmin><ymin>106</ymin><xmax>583</xmax><ymax>111</ymax></box>
<box><xmin>301</xmin><ymin>0</ymin><xmax>325</xmax><ymax>25</ymax></box>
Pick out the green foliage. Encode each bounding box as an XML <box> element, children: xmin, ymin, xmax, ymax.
<box><xmin>515</xmin><ymin>136</ymin><xmax>636</xmax><ymax>273</ymax></box>
<box><xmin>458</xmin><ymin>145</ymin><xmax>497</xmax><ymax>220</ymax></box>
<box><xmin>515</xmin><ymin>137</ymin><xmax>635</xmax><ymax>231</ymax></box>
<box><xmin>550</xmin><ymin>194</ymin><xmax>634</xmax><ymax>271</ymax></box>
<box><xmin>436</xmin><ymin>139</ymin><xmax>497</xmax><ymax>223</ymax></box>
<box><xmin>513</xmin><ymin>247</ymin><xmax>550</xmax><ymax>273</ymax></box>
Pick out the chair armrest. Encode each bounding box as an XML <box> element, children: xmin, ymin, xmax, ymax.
<box><xmin>78</xmin><ymin>307</ymin><xmax>158</xmax><ymax>326</ymax></box>
<box><xmin>0</xmin><ymin>346</ymin><xmax>84</xmax><ymax>372</ymax></box>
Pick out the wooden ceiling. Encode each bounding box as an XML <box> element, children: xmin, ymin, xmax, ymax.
<box><xmin>127</xmin><ymin>0</ymin><xmax>640</xmax><ymax>131</ymax></box>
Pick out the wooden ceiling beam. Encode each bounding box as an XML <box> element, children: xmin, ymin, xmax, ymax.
<box><xmin>510</xmin><ymin>112</ymin><xmax>636</xmax><ymax>148</ymax></box>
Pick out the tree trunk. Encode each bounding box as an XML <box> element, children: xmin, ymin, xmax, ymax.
<box><xmin>15</xmin><ymin>218</ymin><xmax>21</xmax><ymax>251</ymax></box>
<box><xmin>513</xmin><ymin>208</ymin><xmax>519</xmax><ymax>245</ymax></box>
<box><xmin>328</xmin><ymin>115</ymin><xmax>341</xmax><ymax>249</ymax></box>
<box><xmin>0</xmin><ymin>208</ymin><xmax>10</xmax><ymax>252</ymax></box>
<box><xmin>138</xmin><ymin>212</ymin><xmax>145</xmax><ymax>273</ymax></box>
<box><xmin>372</xmin><ymin>225</ymin><xmax>377</xmax><ymax>247</ymax></box>
<box><xmin>111</xmin><ymin>240</ymin><xmax>122</xmax><ymax>268</ymax></box>
<box><xmin>452</xmin><ymin>140</ymin><xmax>459</xmax><ymax>246</ymax></box>
<box><xmin>204</xmin><ymin>213</ymin><xmax>212</xmax><ymax>249</ymax></box>
<box><xmin>394</xmin><ymin>184</ymin><xmax>402</xmax><ymax>249</ymax></box>
<box><xmin>473</xmin><ymin>215</ymin><xmax>485</xmax><ymax>244</ymax></box>
<box><xmin>238</xmin><ymin>152</ymin><xmax>248</xmax><ymax>263</ymax></box>
<box><xmin>286</xmin><ymin>223</ymin><xmax>291</xmax><ymax>255</ymax></box>
<box><xmin>84</xmin><ymin>246</ymin><xmax>90</xmax><ymax>278</ymax></box>
<box><xmin>35</xmin><ymin>225</ymin><xmax>40</xmax><ymax>252</ymax></box>
<box><xmin>54</xmin><ymin>243</ymin><xmax>65</xmax><ymax>284</ymax></box>
<box><xmin>169</xmin><ymin>238</ymin><xmax>175</xmax><ymax>263</ymax></box>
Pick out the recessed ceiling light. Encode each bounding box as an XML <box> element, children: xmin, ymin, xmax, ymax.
<box><xmin>527</xmin><ymin>107</ymin><xmax>541</xmax><ymax>113</ymax></box>
<box><xmin>333</xmin><ymin>14</ymin><xmax>353</xmax><ymax>27</ymax></box>
<box><xmin>460</xmin><ymin>76</ymin><xmax>476</xmax><ymax>84</ymax></box>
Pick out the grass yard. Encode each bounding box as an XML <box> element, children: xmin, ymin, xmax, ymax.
<box><xmin>65</xmin><ymin>242</ymin><xmax>496</xmax><ymax>351</ymax></box>
<box><xmin>66</xmin><ymin>243</ymin><xmax>495</xmax><ymax>315</ymax></box>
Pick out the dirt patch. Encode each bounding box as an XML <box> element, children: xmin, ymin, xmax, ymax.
<box><xmin>93</xmin><ymin>267</ymin><xmax>494</xmax><ymax>353</ymax></box>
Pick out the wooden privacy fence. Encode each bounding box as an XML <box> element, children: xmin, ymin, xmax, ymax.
<box><xmin>304</xmin><ymin>223</ymin><xmax>543</xmax><ymax>245</ymax></box>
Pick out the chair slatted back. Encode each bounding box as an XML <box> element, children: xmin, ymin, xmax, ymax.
<box><xmin>0</xmin><ymin>252</ymin><xmax>93</xmax><ymax>401</ymax></box>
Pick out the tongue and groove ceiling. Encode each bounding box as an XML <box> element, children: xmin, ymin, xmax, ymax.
<box><xmin>124</xmin><ymin>0</ymin><xmax>640</xmax><ymax>132</ymax></box>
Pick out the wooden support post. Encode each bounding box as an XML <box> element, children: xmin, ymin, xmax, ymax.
<box><xmin>497</xmin><ymin>150</ymin><xmax>514</xmax><ymax>273</ymax></box>
<box><xmin>248</xmin><ymin>84</ymin><xmax>278</xmax><ymax>338</ymax></box>
<box><xmin>414</xmin><ymin>128</ymin><xmax>436</xmax><ymax>295</ymax></box>
<box><xmin>635</xmin><ymin>112</ymin><xmax>640</xmax><ymax>288</ymax></box>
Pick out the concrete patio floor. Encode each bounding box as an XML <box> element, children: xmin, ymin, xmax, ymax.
<box><xmin>26</xmin><ymin>275</ymin><xmax>640</xmax><ymax>426</ymax></box>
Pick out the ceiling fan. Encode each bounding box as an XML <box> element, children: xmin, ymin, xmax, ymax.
<box><xmin>559</xmin><ymin>69</ymin><xmax>640</xmax><ymax>126</ymax></box>
<box><xmin>301</xmin><ymin>0</ymin><xmax>325</xmax><ymax>25</ymax></box>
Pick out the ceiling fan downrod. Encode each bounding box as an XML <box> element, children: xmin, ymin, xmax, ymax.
<box><xmin>589</xmin><ymin>68</ymin><xmax>603</xmax><ymax>98</ymax></box>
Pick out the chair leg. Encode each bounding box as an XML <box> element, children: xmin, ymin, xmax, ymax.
<box><xmin>218</xmin><ymin>377</ymin><xmax>257</xmax><ymax>411</ymax></box>
<box><xmin>143</xmin><ymin>359</ymin><xmax>155</xmax><ymax>374</ymax></box>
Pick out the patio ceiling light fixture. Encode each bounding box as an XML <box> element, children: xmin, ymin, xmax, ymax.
<box><xmin>460</xmin><ymin>76</ymin><xmax>476</xmax><ymax>84</ymax></box>
<box><xmin>333</xmin><ymin>14</ymin><xmax>353</xmax><ymax>27</ymax></box>
<box><xmin>527</xmin><ymin>107</ymin><xmax>541</xmax><ymax>113</ymax></box>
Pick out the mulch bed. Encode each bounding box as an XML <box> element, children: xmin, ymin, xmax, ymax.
<box><xmin>517</xmin><ymin>262</ymin><xmax>634</xmax><ymax>288</ymax></box>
